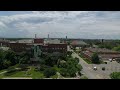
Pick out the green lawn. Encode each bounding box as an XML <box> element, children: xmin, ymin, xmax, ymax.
<box><xmin>28</xmin><ymin>66</ymin><xmax>45</xmax><ymax>79</ymax></box>
<box><xmin>0</xmin><ymin>66</ymin><xmax>45</xmax><ymax>79</ymax></box>
<box><xmin>80</xmin><ymin>76</ymin><xmax>88</xmax><ymax>79</ymax></box>
<box><xmin>0</xmin><ymin>69</ymin><xmax>7</xmax><ymax>73</ymax></box>
<box><xmin>50</xmin><ymin>74</ymin><xmax>58</xmax><ymax>79</ymax></box>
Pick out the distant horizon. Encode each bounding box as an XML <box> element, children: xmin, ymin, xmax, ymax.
<box><xmin>0</xmin><ymin>37</ymin><xmax>120</xmax><ymax>40</ymax></box>
<box><xmin>0</xmin><ymin>11</ymin><xmax>120</xmax><ymax>39</ymax></box>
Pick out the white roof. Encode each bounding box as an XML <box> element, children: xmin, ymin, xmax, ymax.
<box><xmin>18</xmin><ymin>39</ymin><xmax>33</xmax><ymax>43</ymax></box>
<box><xmin>0</xmin><ymin>47</ymin><xmax>9</xmax><ymax>51</ymax></box>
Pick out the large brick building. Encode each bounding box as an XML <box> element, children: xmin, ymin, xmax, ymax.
<box><xmin>0</xmin><ymin>38</ymin><xmax>67</xmax><ymax>64</ymax></box>
<box><xmin>8</xmin><ymin>43</ymin><xmax>32</xmax><ymax>52</ymax></box>
<box><xmin>41</xmin><ymin>44</ymin><xmax>67</xmax><ymax>53</ymax></box>
<box><xmin>34</xmin><ymin>38</ymin><xmax>44</xmax><ymax>44</ymax></box>
<box><xmin>82</xmin><ymin>47</ymin><xmax>120</xmax><ymax>61</ymax></box>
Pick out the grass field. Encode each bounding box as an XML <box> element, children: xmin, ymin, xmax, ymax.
<box><xmin>0</xmin><ymin>66</ymin><xmax>45</xmax><ymax>79</ymax></box>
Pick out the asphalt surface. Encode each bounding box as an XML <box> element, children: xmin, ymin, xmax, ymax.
<box><xmin>68</xmin><ymin>46</ymin><xmax>120</xmax><ymax>79</ymax></box>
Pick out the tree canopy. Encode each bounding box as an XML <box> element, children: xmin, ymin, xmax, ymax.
<box><xmin>110</xmin><ymin>72</ymin><xmax>120</xmax><ymax>79</ymax></box>
<box><xmin>91</xmin><ymin>53</ymin><xmax>100</xmax><ymax>64</ymax></box>
<box><xmin>43</xmin><ymin>68</ymin><xmax>56</xmax><ymax>78</ymax></box>
<box><xmin>60</xmin><ymin>57</ymin><xmax>82</xmax><ymax>77</ymax></box>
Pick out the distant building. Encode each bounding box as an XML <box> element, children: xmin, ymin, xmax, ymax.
<box><xmin>71</xmin><ymin>40</ymin><xmax>89</xmax><ymax>48</ymax></box>
<box><xmin>34</xmin><ymin>38</ymin><xmax>44</xmax><ymax>44</ymax></box>
<box><xmin>8</xmin><ymin>43</ymin><xmax>32</xmax><ymax>53</ymax></box>
<box><xmin>0</xmin><ymin>37</ymin><xmax>67</xmax><ymax>59</ymax></box>
<box><xmin>82</xmin><ymin>47</ymin><xmax>120</xmax><ymax>61</ymax></box>
<box><xmin>41</xmin><ymin>44</ymin><xmax>67</xmax><ymax>54</ymax></box>
<box><xmin>18</xmin><ymin>39</ymin><xmax>33</xmax><ymax>43</ymax></box>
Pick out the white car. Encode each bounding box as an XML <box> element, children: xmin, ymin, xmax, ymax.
<box><xmin>109</xmin><ymin>59</ymin><xmax>112</xmax><ymax>62</ymax></box>
<box><xmin>93</xmin><ymin>67</ymin><xmax>97</xmax><ymax>70</ymax></box>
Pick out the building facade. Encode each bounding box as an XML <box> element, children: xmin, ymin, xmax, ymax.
<box><xmin>82</xmin><ymin>47</ymin><xmax>120</xmax><ymax>61</ymax></box>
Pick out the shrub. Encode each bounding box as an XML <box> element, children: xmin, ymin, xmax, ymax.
<box><xmin>43</xmin><ymin>68</ymin><xmax>56</xmax><ymax>78</ymax></box>
<box><xmin>91</xmin><ymin>53</ymin><xmax>100</xmax><ymax>64</ymax></box>
<box><xmin>110</xmin><ymin>72</ymin><xmax>120</xmax><ymax>79</ymax></box>
<box><xmin>78</xmin><ymin>71</ymin><xmax>82</xmax><ymax>76</ymax></box>
<box><xmin>81</xmin><ymin>76</ymin><xmax>88</xmax><ymax>79</ymax></box>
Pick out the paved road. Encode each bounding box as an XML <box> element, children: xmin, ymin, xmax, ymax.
<box><xmin>72</xmin><ymin>51</ymin><xmax>104</xmax><ymax>79</ymax></box>
<box><xmin>68</xmin><ymin>46</ymin><xmax>110</xmax><ymax>79</ymax></box>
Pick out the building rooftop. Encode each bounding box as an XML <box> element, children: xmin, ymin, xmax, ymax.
<box><xmin>71</xmin><ymin>40</ymin><xmax>87</xmax><ymax>45</ymax></box>
<box><xmin>86</xmin><ymin>47</ymin><xmax>119</xmax><ymax>53</ymax></box>
<box><xmin>9</xmin><ymin>41</ymin><xmax>17</xmax><ymax>43</ymax></box>
<box><xmin>18</xmin><ymin>39</ymin><xmax>33</xmax><ymax>43</ymax></box>
<box><xmin>45</xmin><ymin>39</ymin><xmax>64</xmax><ymax>44</ymax></box>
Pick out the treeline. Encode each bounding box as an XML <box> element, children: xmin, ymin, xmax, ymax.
<box><xmin>84</xmin><ymin>39</ymin><xmax>120</xmax><ymax>50</ymax></box>
<box><xmin>0</xmin><ymin>50</ymin><xmax>31</xmax><ymax>70</ymax></box>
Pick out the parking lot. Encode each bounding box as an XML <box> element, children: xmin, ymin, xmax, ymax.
<box><xmin>91</xmin><ymin>61</ymin><xmax>120</xmax><ymax>79</ymax></box>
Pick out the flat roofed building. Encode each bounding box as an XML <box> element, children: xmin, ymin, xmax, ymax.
<box><xmin>8</xmin><ymin>43</ymin><xmax>32</xmax><ymax>53</ymax></box>
<box><xmin>71</xmin><ymin>40</ymin><xmax>89</xmax><ymax>48</ymax></box>
<box><xmin>34</xmin><ymin>38</ymin><xmax>44</xmax><ymax>44</ymax></box>
<box><xmin>18</xmin><ymin>39</ymin><xmax>33</xmax><ymax>43</ymax></box>
<box><xmin>82</xmin><ymin>47</ymin><xmax>120</xmax><ymax>61</ymax></box>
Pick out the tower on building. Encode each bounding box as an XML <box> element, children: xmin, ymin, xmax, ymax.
<box><xmin>66</xmin><ymin>36</ymin><xmax>67</xmax><ymax>39</ymax></box>
<box><xmin>48</xmin><ymin>34</ymin><xmax>49</xmax><ymax>39</ymax></box>
<box><xmin>35</xmin><ymin>34</ymin><xmax>37</xmax><ymax>38</ymax></box>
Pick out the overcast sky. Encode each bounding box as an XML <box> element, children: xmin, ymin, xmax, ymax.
<box><xmin>0</xmin><ymin>11</ymin><xmax>120</xmax><ymax>39</ymax></box>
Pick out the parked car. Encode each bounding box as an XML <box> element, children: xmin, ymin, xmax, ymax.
<box><xmin>104</xmin><ymin>62</ymin><xmax>107</xmax><ymax>64</ymax></box>
<box><xmin>113</xmin><ymin>59</ymin><xmax>116</xmax><ymax>61</ymax></box>
<box><xmin>109</xmin><ymin>59</ymin><xmax>112</xmax><ymax>62</ymax></box>
<box><xmin>102</xmin><ymin>67</ymin><xmax>105</xmax><ymax>71</ymax></box>
<box><xmin>93</xmin><ymin>67</ymin><xmax>97</xmax><ymax>70</ymax></box>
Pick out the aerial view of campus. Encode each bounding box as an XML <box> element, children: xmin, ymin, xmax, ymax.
<box><xmin>0</xmin><ymin>11</ymin><xmax>120</xmax><ymax>79</ymax></box>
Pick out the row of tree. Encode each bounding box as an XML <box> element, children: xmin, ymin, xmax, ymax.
<box><xmin>59</xmin><ymin>57</ymin><xmax>82</xmax><ymax>77</ymax></box>
<box><xmin>39</xmin><ymin>51</ymin><xmax>82</xmax><ymax>78</ymax></box>
<box><xmin>110</xmin><ymin>72</ymin><xmax>120</xmax><ymax>79</ymax></box>
<box><xmin>0</xmin><ymin>50</ymin><xmax>31</xmax><ymax>70</ymax></box>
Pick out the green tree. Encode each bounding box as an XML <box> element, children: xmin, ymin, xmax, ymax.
<box><xmin>60</xmin><ymin>57</ymin><xmax>82</xmax><ymax>77</ymax></box>
<box><xmin>113</xmin><ymin>46</ymin><xmax>120</xmax><ymax>52</ymax></box>
<box><xmin>60</xmin><ymin>68</ymin><xmax>68</xmax><ymax>76</ymax></box>
<box><xmin>3</xmin><ymin>60</ymin><xmax>11</xmax><ymax>68</ymax></box>
<box><xmin>43</xmin><ymin>68</ymin><xmax>56</xmax><ymax>78</ymax></box>
<box><xmin>5</xmin><ymin>50</ymin><xmax>16</xmax><ymax>65</ymax></box>
<box><xmin>76</xmin><ymin>64</ymin><xmax>83</xmax><ymax>71</ymax></box>
<box><xmin>110</xmin><ymin>72</ymin><xmax>120</xmax><ymax>79</ymax></box>
<box><xmin>0</xmin><ymin>50</ymin><xmax>5</xmax><ymax>69</ymax></box>
<box><xmin>19</xmin><ymin>52</ymin><xmax>30</xmax><ymax>64</ymax></box>
<box><xmin>74</xmin><ymin>57</ymin><xmax>79</xmax><ymax>64</ymax></box>
<box><xmin>91</xmin><ymin>53</ymin><xmax>100</xmax><ymax>64</ymax></box>
<box><xmin>67</xmin><ymin>51</ymin><xmax>72</xmax><ymax>57</ymax></box>
<box><xmin>44</xmin><ymin>53</ymin><xmax>60</xmax><ymax>67</ymax></box>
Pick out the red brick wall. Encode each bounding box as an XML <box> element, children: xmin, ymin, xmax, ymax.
<box><xmin>8</xmin><ymin>43</ymin><xmax>32</xmax><ymax>52</ymax></box>
<box><xmin>34</xmin><ymin>39</ymin><xmax>44</xmax><ymax>44</ymax></box>
<box><xmin>42</xmin><ymin>44</ymin><xmax>67</xmax><ymax>53</ymax></box>
<box><xmin>0</xmin><ymin>41</ymin><xmax>9</xmax><ymax>46</ymax></box>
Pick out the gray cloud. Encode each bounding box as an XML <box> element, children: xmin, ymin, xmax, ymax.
<box><xmin>0</xmin><ymin>11</ymin><xmax>120</xmax><ymax>39</ymax></box>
